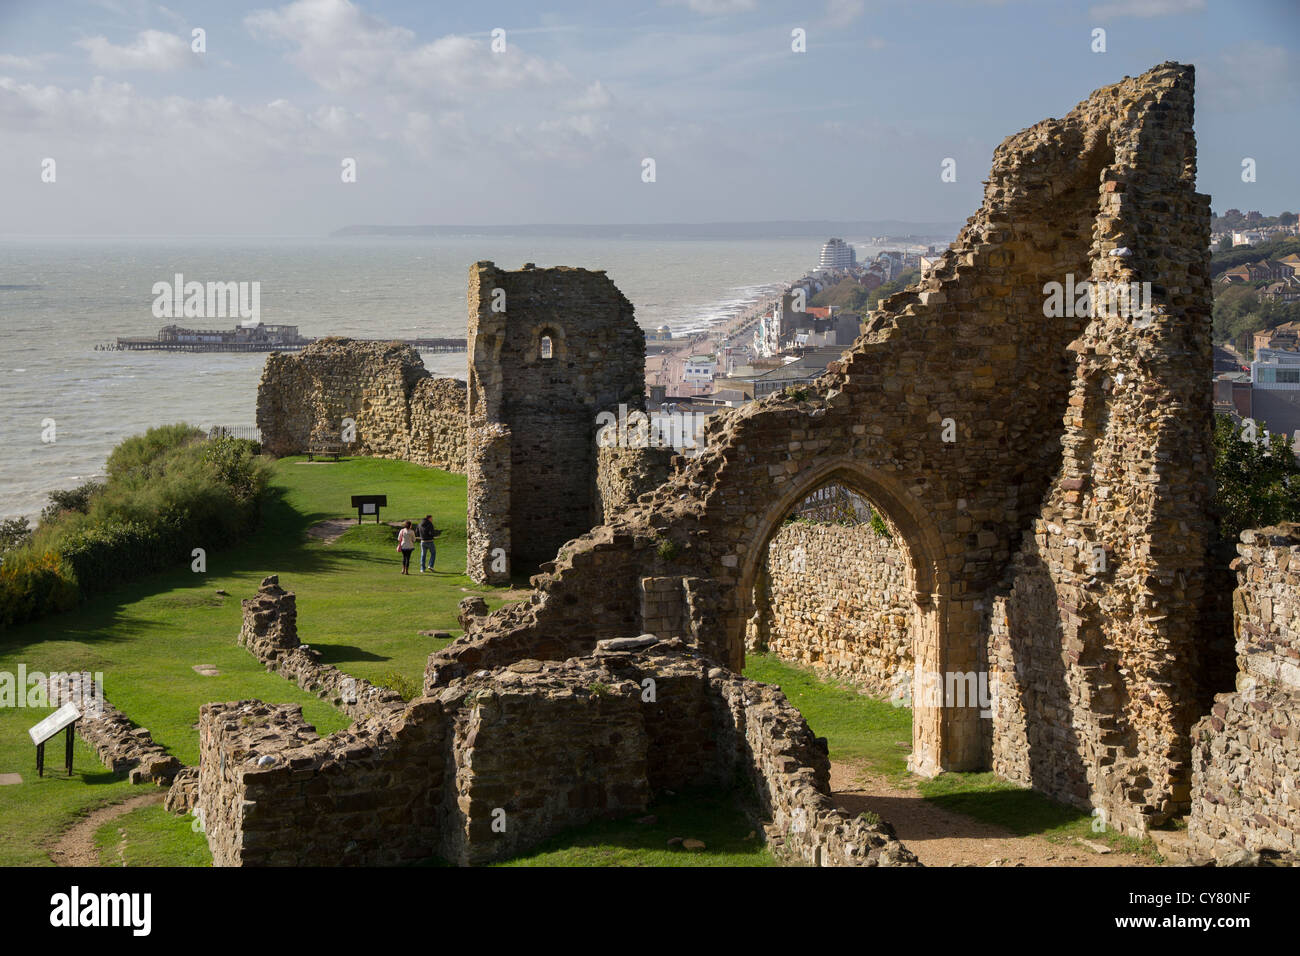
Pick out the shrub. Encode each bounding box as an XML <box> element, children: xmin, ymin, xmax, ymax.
<box><xmin>40</xmin><ymin>481</ymin><xmax>103</xmax><ymax>524</ymax></box>
<box><xmin>656</xmin><ymin>537</ymin><xmax>678</xmax><ymax>561</ymax></box>
<box><xmin>0</xmin><ymin>550</ymin><xmax>78</xmax><ymax>629</ymax></box>
<box><xmin>0</xmin><ymin>424</ymin><xmax>270</xmax><ymax>629</ymax></box>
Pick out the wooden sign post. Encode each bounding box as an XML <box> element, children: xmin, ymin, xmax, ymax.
<box><xmin>29</xmin><ymin>702</ymin><xmax>80</xmax><ymax>777</ymax></box>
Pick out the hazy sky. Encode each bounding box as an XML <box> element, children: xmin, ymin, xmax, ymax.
<box><xmin>0</xmin><ymin>0</ymin><xmax>1295</xmax><ymax>235</ymax></box>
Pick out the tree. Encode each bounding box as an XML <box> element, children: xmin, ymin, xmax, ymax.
<box><xmin>1281</xmin><ymin>212</ymin><xmax>1297</xmax><ymax>226</ymax></box>
<box><xmin>0</xmin><ymin>518</ymin><xmax>31</xmax><ymax>555</ymax></box>
<box><xmin>1213</xmin><ymin>415</ymin><xmax>1300</xmax><ymax>543</ymax></box>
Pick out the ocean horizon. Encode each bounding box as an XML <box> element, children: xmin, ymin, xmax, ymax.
<box><xmin>0</xmin><ymin>233</ymin><xmax>933</xmax><ymax>521</ymax></box>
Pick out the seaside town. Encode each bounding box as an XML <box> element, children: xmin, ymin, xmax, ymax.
<box><xmin>643</xmin><ymin>237</ymin><xmax>937</xmax><ymax>440</ymax></box>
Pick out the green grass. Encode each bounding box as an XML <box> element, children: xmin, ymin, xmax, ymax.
<box><xmin>495</xmin><ymin>790</ymin><xmax>776</xmax><ymax>867</ymax></box>
<box><xmin>742</xmin><ymin>653</ymin><xmax>1159</xmax><ymax>860</ymax></box>
<box><xmin>93</xmin><ymin>802</ymin><xmax>212</xmax><ymax>867</ymax></box>
<box><xmin>0</xmin><ymin>456</ymin><xmax>520</xmax><ymax>865</ymax></box>
<box><xmin>742</xmin><ymin>652</ymin><xmax>913</xmax><ymax>776</ymax></box>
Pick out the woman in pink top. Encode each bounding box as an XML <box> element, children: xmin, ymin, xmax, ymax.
<box><xmin>396</xmin><ymin>521</ymin><xmax>416</xmax><ymax>574</ymax></box>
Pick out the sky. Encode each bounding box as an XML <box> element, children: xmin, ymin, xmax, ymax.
<box><xmin>0</xmin><ymin>0</ymin><xmax>1295</xmax><ymax>235</ymax></box>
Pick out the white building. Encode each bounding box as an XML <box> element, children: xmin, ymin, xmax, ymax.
<box><xmin>818</xmin><ymin>238</ymin><xmax>857</xmax><ymax>271</ymax></box>
<box><xmin>683</xmin><ymin>354</ymin><xmax>717</xmax><ymax>387</ymax></box>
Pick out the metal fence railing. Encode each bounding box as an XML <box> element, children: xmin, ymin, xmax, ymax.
<box><xmin>206</xmin><ymin>425</ymin><xmax>262</xmax><ymax>442</ymax></box>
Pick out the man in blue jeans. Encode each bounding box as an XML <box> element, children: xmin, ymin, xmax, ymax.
<box><xmin>418</xmin><ymin>514</ymin><xmax>438</xmax><ymax>572</ymax></box>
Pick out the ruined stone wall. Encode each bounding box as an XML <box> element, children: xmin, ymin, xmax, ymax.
<box><xmin>986</xmin><ymin>63</ymin><xmax>1213</xmax><ymax>834</ymax></box>
<box><xmin>1188</xmin><ymin>526</ymin><xmax>1300</xmax><ymax>860</ymax></box>
<box><xmin>238</xmin><ymin>576</ymin><xmax>405</xmax><ymax>721</ymax></box>
<box><xmin>755</xmin><ymin>521</ymin><xmax>910</xmax><ymax>698</ymax></box>
<box><xmin>425</xmin><ymin>63</ymin><xmax>1215</xmax><ymax>833</ymax></box>
<box><xmin>409</xmin><ymin>377</ymin><xmax>468</xmax><ymax>471</ymax></box>
<box><xmin>256</xmin><ymin>338</ymin><xmax>466</xmax><ymax>473</ymax></box>
<box><xmin>759</xmin><ymin>520</ymin><xmax>909</xmax><ymax>697</ymax></box>
<box><xmin>195</xmin><ymin>637</ymin><xmax>916</xmax><ymax>866</ymax></box>
<box><xmin>466</xmin><ymin>262</ymin><xmax>645</xmax><ymax>583</ymax></box>
<box><xmin>593</xmin><ymin>445</ymin><xmax>677</xmax><ymax>527</ymax></box>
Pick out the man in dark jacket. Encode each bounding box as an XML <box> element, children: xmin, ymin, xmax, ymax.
<box><xmin>418</xmin><ymin>515</ymin><xmax>438</xmax><ymax>573</ymax></box>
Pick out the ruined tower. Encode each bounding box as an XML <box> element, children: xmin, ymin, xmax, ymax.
<box><xmin>465</xmin><ymin>262</ymin><xmax>646</xmax><ymax>584</ymax></box>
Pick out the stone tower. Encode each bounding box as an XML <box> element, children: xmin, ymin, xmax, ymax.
<box><xmin>465</xmin><ymin>262</ymin><xmax>646</xmax><ymax>584</ymax></box>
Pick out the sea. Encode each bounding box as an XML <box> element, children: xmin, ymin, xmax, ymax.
<box><xmin>0</xmin><ymin>234</ymin><xmax>910</xmax><ymax>522</ymax></box>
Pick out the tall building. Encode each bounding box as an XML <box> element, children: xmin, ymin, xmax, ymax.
<box><xmin>818</xmin><ymin>237</ymin><xmax>857</xmax><ymax>270</ymax></box>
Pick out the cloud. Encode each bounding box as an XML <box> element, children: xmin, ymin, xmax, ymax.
<box><xmin>564</xmin><ymin>81</ymin><xmax>613</xmax><ymax>111</ymax></box>
<box><xmin>75</xmin><ymin>29</ymin><xmax>195</xmax><ymax>71</ymax></box>
<box><xmin>662</xmin><ymin>0</ymin><xmax>758</xmax><ymax>15</ymax></box>
<box><xmin>245</xmin><ymin>0</ymin><xmax>568</xmax><ymax>100</ymax></box>
<box><xmin>825</xmin><ymin>0</ymin><xmax>865</xmax><ymax>28</ymax></box>
<box><xmin>1088</xmin><ymin>0</ymin><xmax>1205</xmax><ymax>19</ymax></box>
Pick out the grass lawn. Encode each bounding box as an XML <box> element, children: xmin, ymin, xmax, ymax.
<box><xmin>93</xmin><ymin>802</ymin><xmax>211</xmax><ymax>867</ymax></box>
<box><xmin>0</xmin><ymin>455</ymin><xmax>520</xmax><ymax>865</ymax></box>
<box><xmin>742</xmin><ymin>653</ymin><xmax>1158</xmax><ymax>860</ymax></box>
<box><xmin>495</xmin><ymin>790</ymin><xmax>776</xmax><ymax>867</ymax></box>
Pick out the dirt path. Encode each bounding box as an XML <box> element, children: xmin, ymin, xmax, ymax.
<box><xmin>306</xmin><ymin>518</ymin><xmax>356</xmax><ymax>545</ymax></box>
<box><xmin>47</xmin><ymin>792</ymin><xmax>164</xmax><ymax>867</ymax></box>
<box><xmin>830</xmin><ymin>762</ymin><xmax>1145</xmax><ymax>867</ymax></box>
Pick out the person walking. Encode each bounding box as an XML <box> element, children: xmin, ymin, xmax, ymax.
<box><xmin>396</xmin><ymin>520</ymin><xmax>416</xmax><ymax>575</ymax></box>
<box><xmin>419</xmin><ymin>514</ymin><xmax>438</xmax><ymax>573</ymax></box>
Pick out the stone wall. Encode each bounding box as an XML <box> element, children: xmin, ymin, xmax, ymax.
<box><xmin>466</xmin><ymin>262</ymin><xmax>647</xmax><ymax>583</ymax></box>
<box><xmin>423</xmin><ymin>63</ymin><xmax>1216</xmax><ymax>833</ymax></box>
<box><xmin>256</xmin><ymin>338</ymin><xmax>466</xmax><ymax>472</ymax></box>
<box><xmin>239</xmin><ymin>575</ymin><xmax>405</xmax><ymax>721</ymax></box>
<box><xmin>594</xmin><ymin>445</ymin><xmax>677</xmax><ymax>526</ymax></box>
<box><xmin>195</xmin><ymin>637</ymin><xmax>916</xmax><ymax>866</ymax></box>
<box><xmin>1187</xmin><ymin>526</ymin><xmax>1300</xmax><ymax>860</ymax></box>
<box><xmin>753</xmin><ymin>520</ymin><xmax>910</xmax><ymax>697</ymax></box>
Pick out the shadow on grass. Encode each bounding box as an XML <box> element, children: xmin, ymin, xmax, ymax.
<box><xmin>311</xmin><ymin>644</ymin><xmax>391</xmax><ymax>664</ymax></box>
<box><xmin>917</xmin><ymin>772</ymin><xmax>1088</xmax><ymax>837</ymax></box>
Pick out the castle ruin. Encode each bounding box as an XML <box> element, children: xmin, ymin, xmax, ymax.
<box><xmin>209</xmin><ymin>63</ymin><xmax>1300</xmax><ymax>864</ymax></box>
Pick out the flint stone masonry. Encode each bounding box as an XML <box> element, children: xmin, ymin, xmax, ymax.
<box><xmin>76</xmin><ymin>692</ymin><xmax>182</xmax><ymax>785</ymax></box>
<box><xmin>466</xmin><ymin>262</ymin><xmax>647</xmax><ymax>584</ymax></box>
<box><xmin>194</xmin><ymin>638</ymin><xmax>916</xmax><ymax>866</ymax></box>
<box><xmin>426</xmin><ymin>63</ymin><xmax>1216</xmax><ymax>834</ymax></box>
<box><xmin>239</xmin><ymin>576</ymin><xmax>405</xmax><ymax>720</ymax></box>
<box><xmin>754</xmin><ymin>520</ymin><xmax>910</xmax><ymax>698</ymax></box>
<box><xmin>594</xmin><ymin>445</ymin><xmax>677</xmax><ymax>526</ymax></box>
<box><xmin>1187</xmin><ymin>526</ymin><xmax>1300</xmax><ymax>861</ymax></box>
<box><xmin>257</xmin><ymin>338</ymin><xmax>467</xmax><ymax>471</ymax></box>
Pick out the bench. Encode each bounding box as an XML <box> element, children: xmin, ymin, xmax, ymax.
<box><xmin>307</xmin><ymin>442</ymin><xmax>344</xmax><ymax>462</ymax></box>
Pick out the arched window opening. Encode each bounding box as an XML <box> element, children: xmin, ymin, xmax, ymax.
<box><xmin>539</xmin><ymin>334</ymin><xmax>554</xmax><ymax>360</ymax></box>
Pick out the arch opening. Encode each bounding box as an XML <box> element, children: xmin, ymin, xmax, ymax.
<box><xmin>732</xmin><ymin>460</ymin><xmax>979</xmax><ymax>777</ymax></box>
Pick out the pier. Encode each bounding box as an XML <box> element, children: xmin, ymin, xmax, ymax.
<box><xmin>105</xmin><ymin>336</ymin><xmax>467</xmax><ymax>354</ymax></box>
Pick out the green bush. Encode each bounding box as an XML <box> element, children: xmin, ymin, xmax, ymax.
<box><xmin>0</xmin><ymin>550</ymin><xmax>78</xmax><ymax>629</ymax></box>
<box><xmin>0</xmin><ymin>424</ymin><xmax>270</xmax><ymax>629</ymax></box>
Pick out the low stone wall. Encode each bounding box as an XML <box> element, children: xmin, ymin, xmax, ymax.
<box><xmin>1188</xmin><ymin>525</ymin><xmax>1300</xmax><ymax>860</ymax></box>
<box><xmin>754</xmin><ymin>520</ymin><xmax>910</xmax><ymax>698</ymax></box>
<box><xmin>37</xmin><ymin>675</ymin><xmax>182</xmax><ymax>785</ymax></box>
<box><xmin>239</xmin><ymin>576</ymin><xmax>405</xmax><ymax>720</ymax></box>
<box><xmin>195</xmin><ymin>637</ymin><xmax>917</xmax><ymax>866</ymax></box>
<box><xmin>78</xmin><ymin>695</ymin><xmax>182</xmax><ymax>785</ymax></box>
